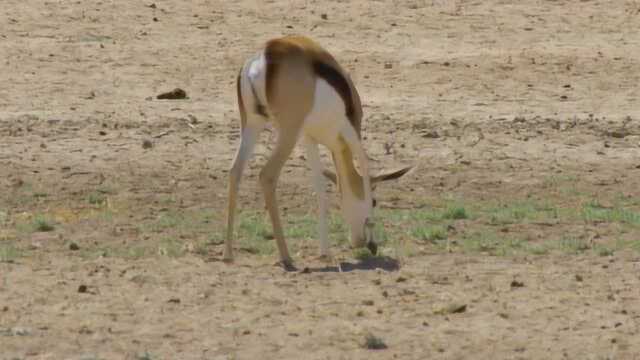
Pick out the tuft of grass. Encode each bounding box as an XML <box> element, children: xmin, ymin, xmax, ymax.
<box><xmin>87</xmin><ymin>192</ymin><xmax>106</xmax><ymax>206</ymax></box>
<box><xmin>595</xmin><ymin>245</ymin><xmax>614</xmax><ymax>257</ymax></box>
<box><xmin>442</xmin><ymin>205</ymin><xmax>468</xmax><ymax>220</ymax></box>
<box><xmin>363</xmin><ymin>333</ymin><xmax>388</xmax><ymax>350</ymax></box>
<box><xmin>33</xmin><ymin>192</ymin><xmax>48</xmax><ymax>199</ymax></box>
<box><xmin>136</xmin><ymin>352</ymin><xmax>153</xmax><ymax>360</ymax></box>
<box><xmin>527</xmin><ymin>243</ymin><xmax>550</xmax><ymax>255</ymax></box>
<box><xmin>33</xmin><ymin>215</ymin><xmax>55</xmax><ymax>232</ymax></box>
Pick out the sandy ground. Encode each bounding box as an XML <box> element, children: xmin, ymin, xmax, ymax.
<box><xmin>2</xmin><ymin>0</ymin><xmax>640</xmax><ymax>359</ymax></box>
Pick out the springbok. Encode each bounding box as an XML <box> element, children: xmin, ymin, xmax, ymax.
<box><xmin>225</xmin><ymin>35</ymin><xmax>411</xmax><ymax>270</ymax></box>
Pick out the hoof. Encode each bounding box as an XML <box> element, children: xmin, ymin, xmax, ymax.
<box><xmin>275</xmin><ymin>259</ymin><xmax>297</xmax><ymax>272</ymax></box>
<box><xmin>222</xmin><ymin>253</ymin><xmax>234</xmax><ymax>263</ymax></box>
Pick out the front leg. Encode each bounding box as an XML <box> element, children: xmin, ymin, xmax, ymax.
<box><xmin>304</xmin><ymin>137</ymin><xmax>330</xmax><ymax>258</ymax></box>
<box><xmin>259</xmin><ymin>125</ymin><xmax>302</xmax><ymax>270</ymax></box>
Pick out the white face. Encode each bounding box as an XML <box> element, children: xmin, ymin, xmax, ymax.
<box><xmin>324</xmin><ymin>166</ymin><xmax>412</xmax><ymax>254</ymax></box>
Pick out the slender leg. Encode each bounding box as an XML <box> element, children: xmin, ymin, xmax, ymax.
<box><xmin>259</xmin><ymin>125</ymin><xmax>301</xmax><ymax>270</ymax></box>
<box><xmin>224</xmin><ymin>125</ymin><xmax>261</xmax><ymax>262</ymax></box>
<box><xmin>304</xmin><ymin>137</ymin><xmax>330</xmax><ymax>257</ymax></box>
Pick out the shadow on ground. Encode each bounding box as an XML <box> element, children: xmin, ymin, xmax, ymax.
<box><xmin>301</xmin><ymin>256</ymin><xmax>400</xmax><ymax>273</ymax></box>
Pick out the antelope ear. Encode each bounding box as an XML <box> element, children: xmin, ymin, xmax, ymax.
<box><xmin>322</xmin><ymin>169</ymin><xmax>338</xmax><ymax>185</ymax></box>
<box><xmin>371</xmin><ymin>166</ymin><xmax>413</xmax><ymax>184</ymax></box>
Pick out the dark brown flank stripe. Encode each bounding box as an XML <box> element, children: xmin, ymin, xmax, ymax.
<box><xmin>264</xmin><ymin>41</ymin><xmax>286</xmax><ymax>107</ymax></box>
<box><xmin>236</xmin><ymin>70</ymin><xmax>246</xmax><ymax>128</ymax></box>
<box><xmin>264</xmin><ymin>37</ymin><xmax>360</xmax><ymax>135</ymax></box>
<box><xmin>312</xmin><ymin>61</ymin><xmax>357</xmax><ymax>132</ymax></box>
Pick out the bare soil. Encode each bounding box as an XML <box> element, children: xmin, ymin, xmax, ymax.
<box><xmin>1</xmin><ymin>1</ymin><xmax>640</xmax><ymax>359</ymax></box>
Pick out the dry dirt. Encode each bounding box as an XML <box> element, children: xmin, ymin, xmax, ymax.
<box><xmin>2</xmin><ymin>1</ymin><xmax>640</xmax><ymax>359</ymax></box>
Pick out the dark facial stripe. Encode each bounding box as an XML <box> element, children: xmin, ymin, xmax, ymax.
<box><xmin>312</xmin><ymin>61</ymin><xmax>358</xmax><ymax>134</ymax></box>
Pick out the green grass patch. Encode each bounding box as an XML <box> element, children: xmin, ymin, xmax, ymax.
<box><xmin>157</xmin><ymin>237</ymin><xmax>185</xmax><ymax>257</ymax></box>
<box><xmin>0</xmin><ymin>244</ymin><xmax>22</xmax><ymax>263</ymax></box>
<box><xmin>412</xmin><ymin>225</ymin><xmax>447</xmax><ymax>244</ymax></box>
<box><xmin>237</xmin><ymin>213</ymin><xmax>275</xmax><ymax>256</ymax></box>
<box><xmin>442</xmin><ymin>205</ymin><xmax>468</xmax><ymax>220</ymax></box>
<box><xmin>557</xmin><ymin>236</ymin><xmax>591</xmax><ymax>254</ymax></box>
<box><xmin>458</xmin><ymin>231</ymin><xmax>524</xmax><ymax>256</ymax></box>
<box><xmin>581</xmin><ymin>201</ymin><xmax>640</xmax><ymax>226</ymax></box>
<box><xmin>487</xmin><ymin>201</ymin><xmax>555</xmax><ymax>225</ymax></box>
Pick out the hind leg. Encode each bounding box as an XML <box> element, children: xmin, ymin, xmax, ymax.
<box><xmin>224</xmin><ymin>123</ymin><xmax>262</xmax><ymax>262</ymax></box>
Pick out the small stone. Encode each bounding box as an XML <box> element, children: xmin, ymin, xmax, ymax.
<box><xmin>320</xmin><ymin>13</ymin><xmax>328</xmax><ymax>20</ymax></box>
<box><xmin>69</xmin><ymin>242</ymin><xmax>80</xmax><ymax>251</ymax></box>
<box><xmin>156</xmin><ymin>88</ymin><xmax>187</xmax><ymax>100</ymax></box>
<box><xmin>78</xmin><ymin>285</ymin><xmax>88</xmax><ymax>293</ymax></box>
<box><xmin>510</xmin><ymin>280</ymin><xmax>525</xmax><ymax>288</ymax></box>
<box><xmin>142</xmin><ymin>139</ymin><xmax>153</xmax><ymax>149</ymax></box>
<box><xmin>422</xmin><ymin>131</ymin><xmax>440</xmax><ymax>138</ymax></box>
<box><xmin>363</xmin><ymin>333</ymin><xmax>387</xmax><ymax>350</ymax></box>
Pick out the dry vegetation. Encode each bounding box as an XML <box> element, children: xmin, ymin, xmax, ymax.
<box><xmin>1</xmin><ymin>0</ymin><xmax>640</xmax><ymax>359</ymax></box>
